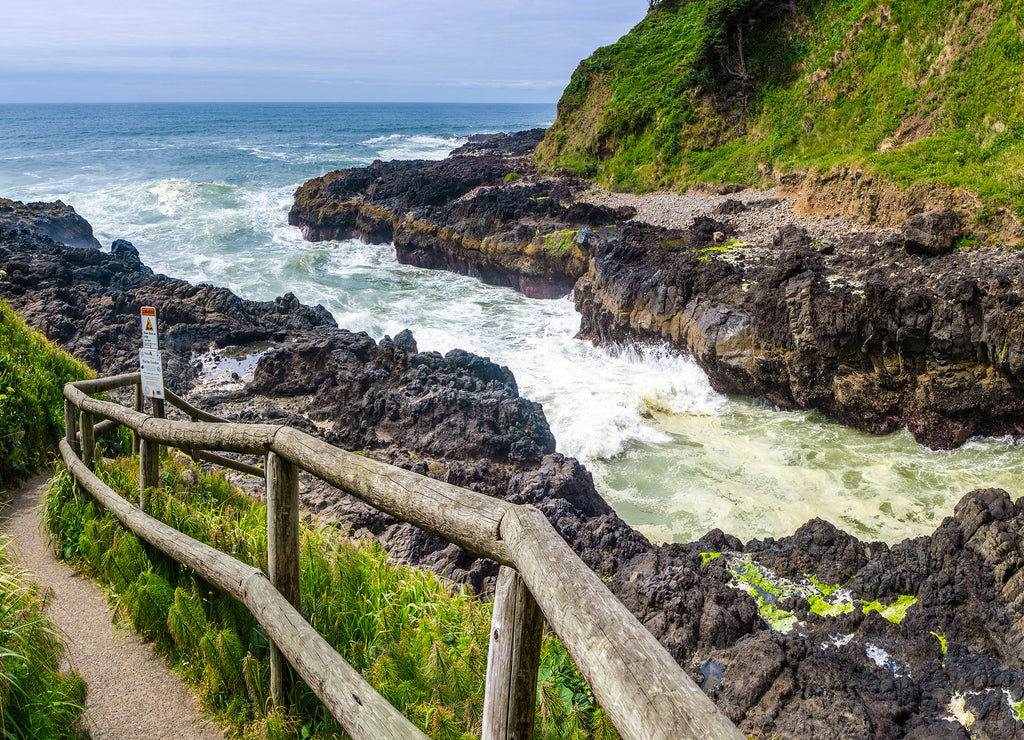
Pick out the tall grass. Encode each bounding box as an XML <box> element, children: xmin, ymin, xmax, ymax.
<box><xmin>0</xmin><ymin>536</ymin><xmax>88</xmax><ymax>739</ymax></box>
<box><xmin>0</xmin><ymin>297</ymin><xmax>91</xmax><ymax>487</ymax></box>
<box><xmin>44</xmin><ymin>455</ymin><xmax>620</xmax><ymax>740</ymax></box>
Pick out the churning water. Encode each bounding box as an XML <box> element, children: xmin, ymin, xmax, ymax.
<box><xmin>2</xmin><ymin>103</ymin><xmax>1019</xmax><ymax>543</ymax></box>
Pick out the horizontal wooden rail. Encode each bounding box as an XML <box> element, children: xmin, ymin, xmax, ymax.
<box><xmin>165</xmin><ymin>387</ymin><xmax>230</xmax><ymax>423</ymax></box>
<box><xmin>59</xmin><ymin>439</ymin><xmax>426</xmax><ymax>739</ymax></box>
<box><xmin>62</xmin><ymin>375</ymin><xmax>743</xmax><ymax>740</ymax></box>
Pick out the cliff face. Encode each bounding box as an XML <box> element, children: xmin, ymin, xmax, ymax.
<box><xmin>574</xmin><ymin>217</ymin><xmax>1024</xmax><ymax>450</ymax></box>
<box><xmin>536</xmin><ymin>0</ymin><xmax>1024</xmax><ymax>242</ymax></box>
<box><xmin>288</xmin><ymin>130</ymin><xmax>634</xmax><ymax>298</ymax></box>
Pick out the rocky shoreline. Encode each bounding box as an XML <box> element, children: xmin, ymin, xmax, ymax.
<box><xmin>4</xmin><ymin>181</ymin><xmax>1024</xmax><ymax>736</ymax></box>
<box><xmin>290</xmin><ymin>135</ymin><xmax>1024</xmax><ymax>451</ymax></box>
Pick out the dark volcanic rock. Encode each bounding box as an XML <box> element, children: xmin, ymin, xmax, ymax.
<box><xmin>289</xmin><ymin>131</ymin><xmax>632</xmax><ymax>299</ymax></box>
<box><xmin>0</xmin><ymin>227</ymin><xmax>335</xmax><ymax>386</ymax></box>
<box><xmin>0</xmin><ymin>198</ymin><xmax>101</xmax><ymax>249</ymax></box>
<box><xmin>248</xmin><ymin>332</ymin><xmax>555</xmax><ymax>464</ymax></box>
<box><xmin>901</xmin><ymin>208</ymin><xmax>964</xmax><ymax>257</ymax></box>
<box><xmin>573</xmin><ymin>214</ymin><xmax>1024</xmax><ymax>449</ymax></box>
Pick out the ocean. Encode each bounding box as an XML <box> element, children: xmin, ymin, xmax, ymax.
<box><xmin>2</xmin><ymin>102</ymin><xmax>1020</xmax><ymax>543</ymax></box>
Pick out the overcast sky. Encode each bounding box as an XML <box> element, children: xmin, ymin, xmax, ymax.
<box><xmin>0</xmin><ymin>1</ymin><xmax>647</xmax><ymax>103</ymax></box>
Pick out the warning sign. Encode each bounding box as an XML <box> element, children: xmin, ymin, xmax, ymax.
<box><xmin>139</xmin><ymin>348</ymin><xmax>165</xmax><ymax>399</ymax></box>
<box><xmin>141</xmin><ymin>306</ymin><xmax>158</xmax><ymax>350</ymax></box>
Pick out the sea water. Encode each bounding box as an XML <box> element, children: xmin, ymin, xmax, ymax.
<box><xmin>1</xmin><ymin>102</ymin><xmax>1020</xmax><ymax>544</ymax></box>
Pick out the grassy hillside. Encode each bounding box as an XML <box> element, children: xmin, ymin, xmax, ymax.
<box><xmin>538</xmin><ymin>0</ymin><xmax>1024</xmax><ymax>225</ymax></box>
<box><xmin>0</xmin><ymin>295</ymin><xmax>91</xmax><ymax>487</ymax></box>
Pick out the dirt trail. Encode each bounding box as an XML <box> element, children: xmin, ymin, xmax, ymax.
<box><xmin>2</xmin><ymin>474</ymin><xmax>224</xmax><ymax>740</ymax></box>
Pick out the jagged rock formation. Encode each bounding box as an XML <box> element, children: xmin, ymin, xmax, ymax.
<box><xmin>288</xmin><ymin>129</ymin><xmax>634</xmax><ymax>298</ymax></box>
<box><xmin>291</xmin><ymin>134</ymin><xmax>1024</xmax><ymax>450</ymax></box>
<box><xmin>574</xmin><ymin>216</ymin><xmax>1024</xmax><ymax>450</ymax></box>
<box><xmin>0</xmin><ymin>228</ymin><xmax>335</xmax><ymax>385</ymax></box>
<box><xmin>0</xmin><ymin>198</ymin><xmax>101</xmax><ymax>250</ymax></box>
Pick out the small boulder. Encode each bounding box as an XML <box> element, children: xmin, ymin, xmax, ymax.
<box><xmin>901</xmin><ymin>208</ymin><xmax>963</xmax><ymax>257</ymax></box>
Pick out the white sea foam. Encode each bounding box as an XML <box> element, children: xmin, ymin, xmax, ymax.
<box><xmin>363</xmin><ymin>134</ymin><xmax>467</xmax><ymax>160</ymax></box>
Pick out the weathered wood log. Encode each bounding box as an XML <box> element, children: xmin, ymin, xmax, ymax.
<box><xmin>271</xmin><ymin>427</ymin><xmax>513</xmax><ymax>566</ymax></box>
<box><xmin>133</xmin><ymin>382</ymin><xmax>143</xmax><ymax>453</ymax></box>
<box><xmin>501</xmin><ymin>506</ymin><xmax>745</xmax><ymax>740</ymax></box>
<box><xmin>69</xmin><ymin>372</ymin><xmax>140</xmax><ymax>395</ymax></box>
<box><xmin>267</xmin><ymin>451</ymin><xmax>301</xmax><ymax>707</ymax></box>
<box><xmin>482</xmin><ymin>566</ymin><xmax>544</xmax><ymax>740</ymax></box>
<box><xmin>93</xmin><ymin>418</ymin><xmax>120</xmax><ymax>439</ymax></box>
<box><xmin>59</xmin><ymin>440</ymin><xmax>428</xmax><ymax>740</ymax></box>
<box><xmin>139</xmin><ymin>418</ymin><xmax>280</xmax><ymax>455</ymax></box>
<box><xmin>80</xmin><ymin>411</ymin><xmax>96</xmax><ymax>471</ymax></box>
<box><xmin>139</xmin><ymin>436</ymin><xmax>160</xmax><ymax>510</ymax></box>
<box><xmin>193</xmin><ymin>450</ymin><xmax>265</xmax><ymax>479</ymax></box>
<box><xmin>64</xmin><ymin>399</ymin><xmax>79</xmax><ymax>457</ymax></box>
<box><xmin>64</xmin><ymin>384</ymin><xmax>149</xmax><ymax>431</ymax></box>
<box><xmin>165</xmin><ymin>388</ymin><xmax>228</xmax><ymax>423</ymax></box>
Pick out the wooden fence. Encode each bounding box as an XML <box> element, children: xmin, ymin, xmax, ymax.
<box><xmin>61</xmin><ymin>372</ymin><xmax>743</xmax><ymax>740</ymax></box>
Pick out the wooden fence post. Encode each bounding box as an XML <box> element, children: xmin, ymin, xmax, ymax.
<box><xmin>267</xmin><ymin>451</ymin><xmax>301</xmax><ymax>708</ymax></box>
<box><xmin>64</xmin><ymin>399</ymin><xmax>79</xmax><ymax>457</ymax></box>
<box><xmin>482</xmin><ymin>566</ymin><xmax>545</xmax><ymax>740</ymax></box>
<box><xmin>139</xmin><ymin>437</ymin><xmax>160</xmax><ymax>511</ymax></box>
<box><xmin>80</xmin><ymin>411</ymin><xmax>96</xmax><ymax>470</ymax></box>
<box><xmin>133</xmin><ymin>382</ymin><xmax>143</xmax><ymax>453</ymax></box>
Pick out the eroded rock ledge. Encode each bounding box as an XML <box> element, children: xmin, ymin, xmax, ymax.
<box><xmin>4</xmin><ymin>204</ymin><xmax>1024</xmax><ymax>737</ymax></box>
<box><xmin>291</xmin><ymin>133</ymin><xmax>1024</xmax><ymax>450</ymax></box>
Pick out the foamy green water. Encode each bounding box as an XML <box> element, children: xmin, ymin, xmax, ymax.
<box><xmin>2</xmin><ymin>103</ymin><xmax>1019</xmax><ymax>544</ymax></box>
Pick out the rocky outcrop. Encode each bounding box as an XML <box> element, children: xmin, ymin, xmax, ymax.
<box><xmin>290</xmin><ymin>133</ymin><xmax>1024</xmax><ymax>450</ymax></box>
<box><xmin>0</xmin><ymin>198</ymin><xmax>101</xmax><ymax>250</ymax></box>
<box><xmin>0</xmin><ymin>228</ymin><xmax>335</xmax><ymax>386</ymax></box>
<box><xmin>288</xmin><ymin>129</ymin><xmax>634</xmax><ymax>298</ymax></box>
<box><xmin>573</xmin><ymin>216</ymin><xmax>1024</xmax><ymax>449</ymax></box>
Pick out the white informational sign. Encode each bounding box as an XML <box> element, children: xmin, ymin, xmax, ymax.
<box><xmin>141</xmin><ymin>306</ymin><xmax>158</xmax><ymax>350</ymax></box>
<box><xmin>139</xmin><ymin>348</ymin><xmax>165</xmax><ymax>399</ymax></box>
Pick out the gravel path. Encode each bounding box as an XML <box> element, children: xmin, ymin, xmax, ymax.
<box><xmin>1</xmin><ymin>474</ymin><xmax>224</xmax><ymax>740</ymax></box>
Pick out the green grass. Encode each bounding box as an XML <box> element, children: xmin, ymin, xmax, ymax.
<box><xmin>542</xmin><ymin>229</ymin><xmax>580</xmax><ymax>256</ymax></box>
<box><xmin>0</xmin><ymin>536</ymin><xmax>88</xmax><ymax>739</ymax></box>
<box><xmin>0</xmin><ymin>298</ymin><xmax>91</xmax><ymax>487</ymax></box>
<box><xmin>44</xmin><ymin>455</ymin><xmax>621</xmax><ymax>740</ymax></box>
<box><xmin>539</xmin><ymin>0</ymin><xmax>1024</xmax><ymax>223</ymax></box>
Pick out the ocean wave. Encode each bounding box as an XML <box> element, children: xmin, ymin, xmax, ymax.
<box><xmin>362</xmin><ymin>134</ymin><xmax>468</xmax><ymax>161</ymax></box>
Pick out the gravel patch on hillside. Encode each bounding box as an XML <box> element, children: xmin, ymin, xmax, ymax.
<box><xmin>575</xmin><ymin>186</ymin><xmax>893</xmax><ymax>247</ymax></box>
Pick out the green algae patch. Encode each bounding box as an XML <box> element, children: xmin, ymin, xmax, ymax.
<box><xmin>1011</xmin><ymin>698</ymin><xmax>1024</xmax><ymax>722</ymax></box>
<box><xmin>808</xmin><ymin>594</ymin><xmax>854</xmax><ymax>618</ymax></box>
<box><xmin>726</xmin><ymin>556</ymin><xmax>856</xmax><ymax>633</ymax></box>
<box><xmin>862</xmin><ymin>595</ymin><xmax>917</xmax><ymax>624</ymax></box>
<box><xmin>729</xmin><ymin>556</ymin><xmax>796</xmax><ymax>632</ymax></box>
<box><xmin>699</xmin><ymin>551</ymin><xmax>721</xmax><ymax>567</ymax></box>
<box><xmin>542</xmin><ymin>229</ymin><xmax>579</xmax><ymax>256</ymax></box>
<box><xmin>931</xmin><ymin>631</ymin><xmax>948</xmax><ymax>656</ymax></box>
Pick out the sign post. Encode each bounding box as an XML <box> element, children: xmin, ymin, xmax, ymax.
<box><xmin>139</xmin><ymin>307</ymin><xmax>164</xmax><ymax>400</ymax></box>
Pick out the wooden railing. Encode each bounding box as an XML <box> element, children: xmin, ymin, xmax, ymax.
<box><xmin>61</xmin><ymin>372</ymin><xmax>743</xmax><ymax>740</ymax></box>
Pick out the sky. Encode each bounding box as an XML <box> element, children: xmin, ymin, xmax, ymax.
<box><xmin>0</xmin><ymin>1</ymin><xmax>647</xmax><ymax>104</ymax></box>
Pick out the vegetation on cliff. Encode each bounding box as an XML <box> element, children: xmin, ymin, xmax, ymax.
<box><xmin>0</xmin><ymin>295</ymin><xmax>91</xmax><ymax>486</ymax></box>
<box><xmin>538</xmin><ymin>0</ymin><xmax>1024</xmax><ymax>223</ymax></box>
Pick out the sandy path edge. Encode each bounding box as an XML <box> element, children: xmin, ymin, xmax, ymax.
<box><xmin>1</xmin><ymin>473</ymin><xmax>224</xmax><ymax>740</ymax></box>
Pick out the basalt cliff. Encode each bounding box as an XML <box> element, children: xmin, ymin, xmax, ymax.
<box><xmin>7</xmin><ymin>190</ymin><xmax>1024</xmax><ymax>736</ymax></box>
<box><xmin>290</xmin><ymin>135</ymin><xmax>1024</xmax><ymax>451</ymax></box>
